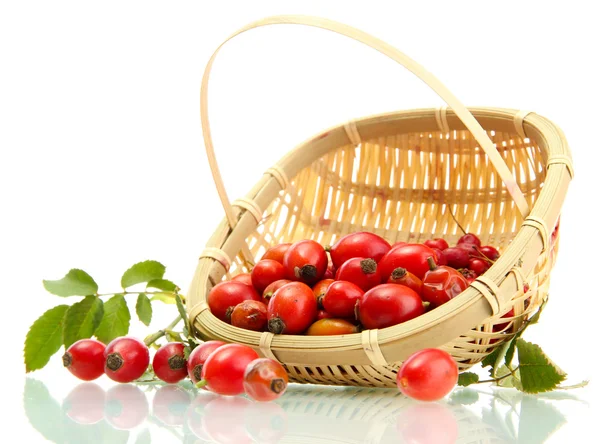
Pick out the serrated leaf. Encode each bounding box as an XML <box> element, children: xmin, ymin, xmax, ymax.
<box><xmin>516</xmin><ymin>339</ymin><xmax>566</xmax><ymax>393</ymax></box>
<box><xmin>136</xmin><ymin>293</ymin><xmax>152</xmax><ymax>326</ymax></box>
<box><xmin>175</xmin><ymin>294</ymin><xmax>189</xmax><ymax>333</ymax></box>
<box><xmin>43</xmin><ymin>269</ymin><xmax>98</xmax><ymax>297</ymax></box>
<box><xmin>63</xmin><ymin>296</ymin><xmax>104</xmax><ymax>348</ymax></box>
<box><xmin>495</xmin><ymin>365</ymin><xmax>518</xmax><ymax>388</ymax></box>
<box><xmin>481</xmin><ymin>344</ymin><xmax>502</xmax><ymax>368</ymax></box>
<box><xmin>24</xmin><ymin>305</ymin><xmax>69</xmax><ymax>372</ymax></box>
<box><xmin>121</xmin><ymin>260</ymin><xmax>166</xmax><ymax>289</ymax></box>
<box><xmin>150</xmin><ymin>292</ymin><xmax>176</xmax><ymax>304</ymax></box>
<box><xmin>146</xmin><ymin>279</ymin><xmax>179</xmax><ymax>292</ymax></box>
<box><xmin>24</xmin><ymin>378</ymin><xmax>65</xmax><ymax>442</ymax></box>
<box><xmin>95</xmin><ymin>294</ymin><xmax>130</xmax><ymax>344</ymax></box>
<box><xmin>457</xmin><ymin>372</ymin><xmax>479</xmax><ymax>387</ymax></box>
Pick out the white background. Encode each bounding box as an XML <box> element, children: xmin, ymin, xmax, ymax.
<box><xmin>1</xmin><ymin>1</ymin><xmax>599</xmax><ymax>442</ymax></box>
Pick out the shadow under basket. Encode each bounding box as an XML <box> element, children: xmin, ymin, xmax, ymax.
<box><xmin>187</xmin><ymin>16</ymin><xmax>574</xmax><ymax>388</ymax></box>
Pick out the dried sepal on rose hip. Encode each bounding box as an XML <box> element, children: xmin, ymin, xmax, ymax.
<box><xmin>243</xmin><ymin>358</ymin><xmax>289</xmax><ymax>402</ymax></box>
<box><xmin>63</xmin><ymin>338</ymin><xmax>106</xmax><ymax>381</ymax></box>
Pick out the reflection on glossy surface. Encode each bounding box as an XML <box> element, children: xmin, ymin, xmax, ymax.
<box><xmin>105</xmin><ymin>384</ymin><xmax>149</xmax><ymax>430</ymax></box>
<box><xmin>24</xmin><ymin>377</ymin><xmax>584</xmax><ymax>443</ymax></box>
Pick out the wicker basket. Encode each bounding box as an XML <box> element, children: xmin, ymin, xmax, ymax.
<box><xmin>187</xmin><ymin>16</ymin><xmax>573</xmax><ymax>388</ymax></box>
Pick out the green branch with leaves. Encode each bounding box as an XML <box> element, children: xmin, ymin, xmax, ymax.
<box><xmin>23</xmin><ymin>260</ymin><xmax>198</xmax><ymax>375</ymax></box>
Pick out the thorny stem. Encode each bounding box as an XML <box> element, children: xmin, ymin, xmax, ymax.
<box><xmin>144</xmin><ymin>315</ymin><xmax>183</xmax><ymax>346</ymax></box>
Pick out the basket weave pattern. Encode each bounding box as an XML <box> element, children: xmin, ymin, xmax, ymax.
<box><xmin>188</xmin><ymin>17</ymin><xmax>572</xmax><ymax>388</ymax></box>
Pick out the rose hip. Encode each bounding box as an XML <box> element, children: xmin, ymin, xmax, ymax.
<box><xmin>251</xmin><ymin>259</ymin><xmax>286</xmax><ymax>295</ymax></box>
<box><xmin>243</xmin><ymin>358</ymin><xmax>289</xmax><ymax>402</ymax></box>
<box><xmin>335</xmin><ymin>257</ymin><xmax>381</xmax><ymax>291</ymax></box>
<box><xmin>441</xmin><ymin>247</ymin><xmax>470</xmax><ymax>269</ymax></box>
<box><xmin>387</xmin><ymin>267</ymin><xmax>423</xmax><ymax>295</ymax></box>
<box><xmin>187</xmin><ymin>340</ymin><xmax>226</xmax><ymax>384</ymax></box>
<box><xmin>63</xmin><ymin>338</ymin><xmax>106</xmax><ymax>381</ymax></box>
<box><xmin>230</xmin><ymin>300</ymin><xmax>268</xmax><ymax>332</ymax></box>
<box><xmin>457</xmin><ymin>233</ymin><xmax>481</xmax><ymax>247</ymax></box>
<box><xmin>104</xmin><ymin>336</ymin><xmax>150</xmax><ymax>383</ymax></box>
<box><xmin>152</xmin><ymin>342</ymin><xmax>188</xmax><ymax>384</ymax></box>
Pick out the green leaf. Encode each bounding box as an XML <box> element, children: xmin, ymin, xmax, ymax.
<box><xmin>146</xmin><ymin>279</ymin><xmax>179</xmax><ymax>292</ymax></box>
<box><xmin>183</xmin><ymin>346</ymin><xmax>192</xmax><ymax>360</ymax></box>
<box><xmin>43</xmin><ymin>269</ymin><xmax>98</xmax><ymax>297</ymax></box>
<box><xmin>136</xmin><ymin>293</ymin><xmax>152</xmax><ymax>326</ymax></box>
<box><xmin>175</xmin><ymin>294</ymin><xmax>189</xmax><ymax>333</ymax></box>
<box><xmin>505</xmin><ymin>338</ymin><xmax>517</xmax><ymax>367</ymax></box>
<box><xmin>516</xmin><ymin>339</ymin><xmax>566</xmax><ymax>393</ymax></box>
<box><xmin>150</xmin><ymin>292</ymin><xmax>176</xmax><ymax>304</ymax></box>
<box><xmin>166</xmin><ymin>331</ymin><xmax>184</xmax><ymax>343</ymax></box>
<box><xmin>457</xmin><ymin>372</ymin><xmax>479</xmax><ymax>387</ymax></box>
<box><xmin>63</xmin><ymin>296</ymin><xmax>104</xmax><ymax>348</ymax></box>
<box><xmin>481</xmin><ymin>344</ymin><xmax>502</xmax><ymax>368</ymax></box>
<box><xmin>24</xmin><ymin>305</ymin><xmax>69</xmax><ymax>372</ymax></box>
<box><xmin>494</xmin><ymin>365</ymin><xmax>518</xmax><ymax>388</ymax></box>
<box><xmin>24</xmin><ymin>378</ymin><xmax>65</xmax><ymax>442</ymax></box>
<box><xmin>95</xmin><ymin>294</ymin><xmax>130</xmax><ymax>344</ymax></box>
<box><xmin>121</xmin><ymin>260</ymin><xmax>166</xmax><ymax>288</ymax></box>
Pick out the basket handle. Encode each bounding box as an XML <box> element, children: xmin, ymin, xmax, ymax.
<box><xmin>201</xmin><ymin>15</ymin><xmax>531</xmax><ymax>225</ymax></box>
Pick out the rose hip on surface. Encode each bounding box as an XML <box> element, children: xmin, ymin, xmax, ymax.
<box><xmin>251</xmin><ymin>259</ymin><xmax>287</xmax><ymax>295</ymax></box>
<box><xmin>329</xmin><ymin>232</ymin><xmax>392</xmax><ymax>269</ymax></box>
<box><xmin>357</xmin><ymin>283</ymin><xmax>425</xmax><ymax>329</ymax></box>
<box><xmin>335</xmin><ymin>257</ymin><xmax>381</xmax><ymax>291</ymax></box>
<box><xmin>104</xmin><ymin>336</ymin><xmax>150</xmax><ymax>383</ymax></box>
<box><xmin>105</xmin><ymin>384</ymin><xmax>149</xmax><ymax>430</ymax></box>
<box><xmin>396</xmin><ymin>348</ymin><xmax>458</xmax><ymax>401</ymax></box>
<box><xmin>267</xmin><ymin>282</ymin><xmax>317</xmax><ymax>334</ymax></box>
<box><xmin>283</xmin><ymin>240</ymin><xmax>327</xmax><ymax>285</ymax></box>
<box><xmin>152</xmin><ymin>385</ymin><xmax>191</xmax><ymax>426</ymax></box>
<box><xmin>152</xmin><ymin>342</ymin><xmax>188</xmax><ymax>384</ymax></box>
<box><xmin>62</xmin><ymin>383</ymin><xmax>106</xmax><ymax>424</ymax></box>
<box><xmin>208</xmin><ymin>281</ymin><xmax>261</xmax><ymax>322</ymax></box>
<box><xmin>230</xmin><ymin>300</ymin><xmax>268</xmax><ymax>332</ymax></box>
<box><xmin>187</xmin><ymin>340</ymin><xmax>226</xmax><ymax>384</ymax></box>
<box><xmin>243</xmin><ymin>358</ymin><xmax>289</xmax><ymax>402</ymax></box>
<box><xmin>200</xmin><ymin>344</ymin><xmax>260</xmax><ymax>396</ymax></box>
<box><xmin>63</xmin><ymin>338</ymin><xmax>106</xmax><ymax>381</ymax></box>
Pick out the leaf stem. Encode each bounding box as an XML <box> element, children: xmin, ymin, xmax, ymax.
<box><xmin>477</xmin><ymin>366</ymin><xmax>521</xmax><ymax>384</ymax></box>
<box><xmin>96</xmin><ymin>290</ymin><xmax>178</xmax><ymax>297</ymax></box>
<box><xmin>143</xmin><ymin>315</ymin><xmax>182</xmax><ymax>346</ymax></box>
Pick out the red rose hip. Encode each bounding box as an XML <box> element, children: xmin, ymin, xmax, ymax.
<box><xmin>283</xmin><ymin>240</ymin><xmax>327</xmax><ymax>285</ymax></box>
<box><xmin>329</xmin><ymin>232</ymin><xmax>391</xmax><ymax>269</ymax></box>
<box><xmin>396</xmin><ymin>348</ymin><xmax>458</xmax><ymax>401</ymax></box>
<box><xmin>63</xmin><ymin>338</ymin><xmax>106</xmax><ymax>381</ymax></box>
<box><xmin>251</xmin><ymin>259</ymin><xmax>286</xmax><ymax>295</ymax></box>
<box><xmin>187</xmin><ymin>340</ymin><xmax>226</xmax><ymax>384</ymax></box>
<box><xmin>335</xmin><ymin>257</ymin><xmax>381</xmax><ymax>291</ymax></box>
<box><xmin>357</xmin><ymin>283</ymin><xmax>425</xmax><ymax>329</ymax></box>
<box><xmin>153</xmin><ymin>342</ymin><xmax>188</xmax><ymax>384</ymax></box>
<box><xmin>200</xmin><ymin>344</ymin><xmax>260</xmax><ymax>396</ymax></box>
<box><xmin>208</xmin><ymin>281</ymin><xmax>261</xmax><ymax>322</ymax></box>
<box><xmin>267</xmin><ymin>282</ymin><xmax>317</xmax><ymax>334</ymax></box>
<box><xmin>104</xmin><ymin>336</ymin><xmax>150</xmax><ymax>383</ymax></box>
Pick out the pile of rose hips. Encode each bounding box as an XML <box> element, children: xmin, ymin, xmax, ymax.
<box><xmin>62</xmin><ymin>337</ymin><xmax>288</xmax><ymax>402</ymax></box>
<box><xmin>208</xmin><ymin>231</ymin><xmax>503</xmax><ymax>335</ymax></box>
